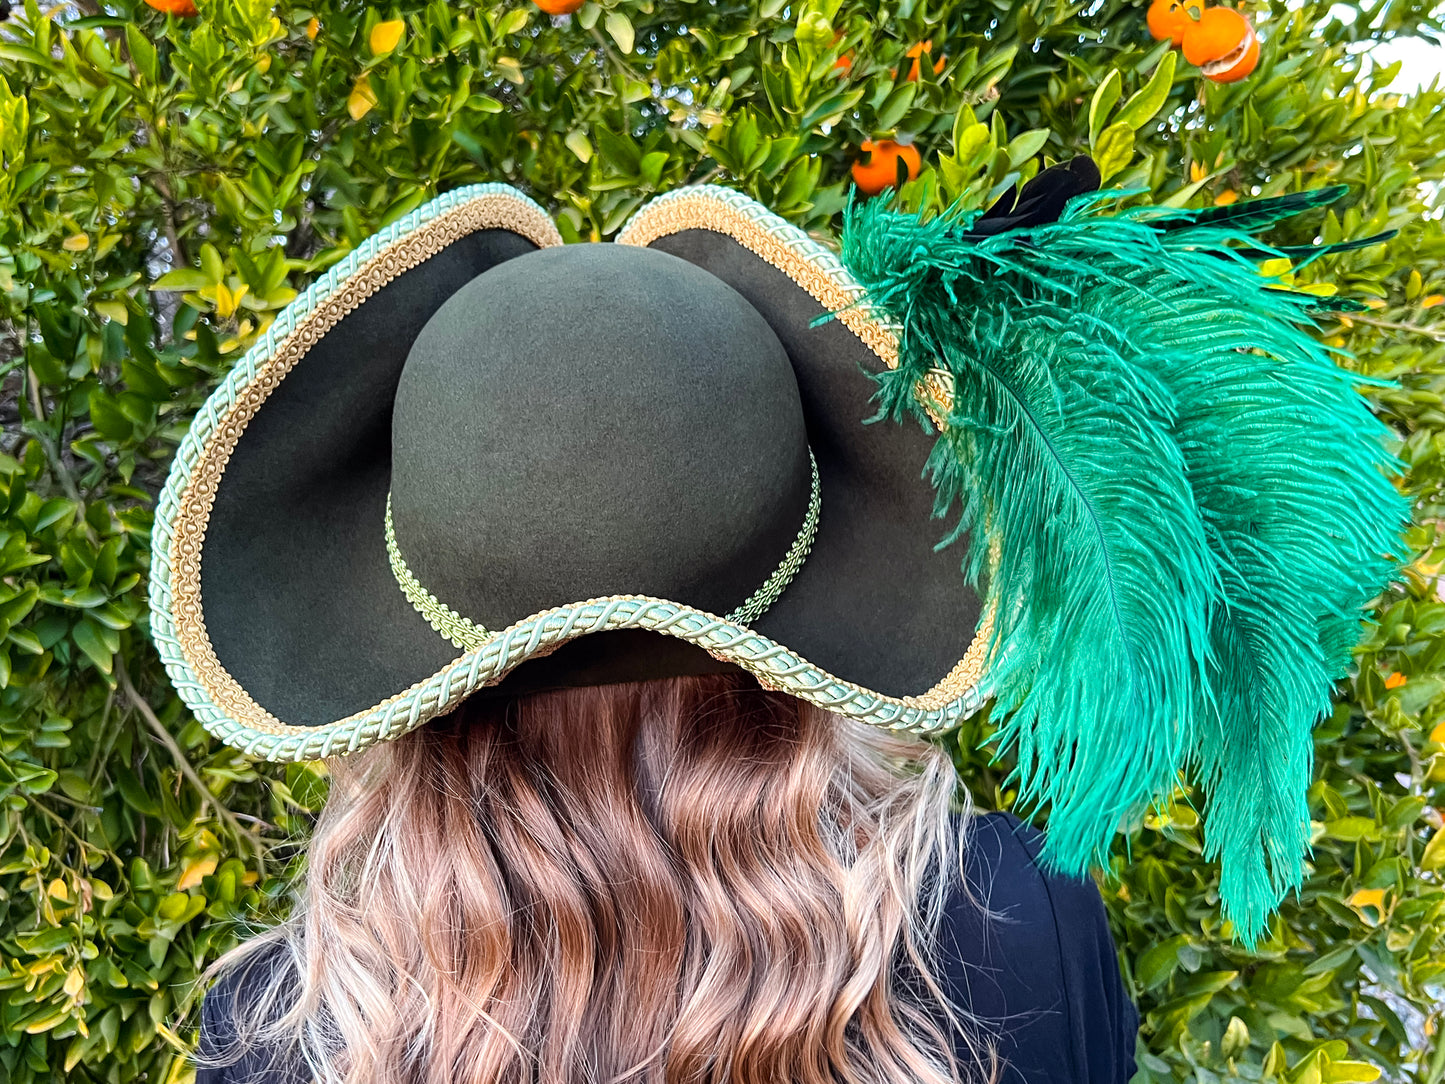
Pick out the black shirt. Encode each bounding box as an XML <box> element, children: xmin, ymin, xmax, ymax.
<box><xmin>197</xmin><ymin>812</ymin><xmax>1138</xmax><ymax>1083</ymax></box>
<box><xmin>936</xmin><ymin>812</ymin><xmax>1138</xmax><ymax>1083</ymax></box>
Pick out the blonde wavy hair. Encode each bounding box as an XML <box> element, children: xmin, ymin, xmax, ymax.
<box><xmin>198</xmin><ymin>672</ymin><xmax>990</xmax><ymax>1084</ymax></box>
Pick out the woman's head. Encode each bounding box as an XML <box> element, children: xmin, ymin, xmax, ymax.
<box><xmin>204</xmin><ymin>672</ymin><xmax>985</xmax><ymax>1084</ymax></box>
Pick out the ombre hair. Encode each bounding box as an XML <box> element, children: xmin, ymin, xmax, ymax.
<box><xmin>197</xmin><ymin>672</ymin><xmax>991</xmax><ymax>1084</ymax></box>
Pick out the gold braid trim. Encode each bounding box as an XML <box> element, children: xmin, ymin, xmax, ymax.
<box><xmin>166</xmin><ymin>186</ymin><xmax>988</xmax><ymax>748</ymax></box>
<box><xmin>384</xmin><ymin>493</ymin><xmax>492</xmax><ymax>651</ymax></box>
<box><xmin>168</xmin><ymin>193</ymin><xmax>564</xmax><ymax>735</ymax></box>
<box><xmin>617</xmin><ymin>189</ymin><xmax>989</xmax><ymax>709</ymax></box>
<box><xmin>615</xmin><ymin>192</ymin><xmax>957</xmax><ymax>425</ymax></box>
<box><xmin>383</xmin><ymin>449</ymin><xmax>822</xmax><ymax>651</ymax></box>
<box><xmin>617</xmin><ymin>194</ymin><xmax>898</xmax><ymax>364</ymax></box>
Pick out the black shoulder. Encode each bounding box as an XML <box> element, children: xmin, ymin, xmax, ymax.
<box><xmin>196</xmin><ymin>944</ymin><xmax>309</xmax><ymax>1084</ymax></box>
<box><xmin>931</xmin><ymin>811</ymin><xmax>1139</xmax><ymax>1084</ymax></box>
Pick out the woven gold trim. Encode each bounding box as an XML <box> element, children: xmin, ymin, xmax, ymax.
<box><xmin>616</xmin><ymin>194</ymin><xmax>956</xmax><ymax>425</ymax></box>
<box><xmin>904</xmin><ymin>602</ymin><xmax>993</xmax><ymax>709</ymax></box>
<box><xmin>168</xmin><ymin>193</ymin><xmax>564</xmax><ymax>735</ymax></box>
<box><xmin>169</xmin><ymin>186</ymin><xmax>988</xmax><ymax>745</ymax></box>
<box><xmin>218</xmin><ymin>592</ymin><xmax>981</xmax><ymax>740</ymax></box>
<box><xmin>385</xmin><ymin>492</ymin><xmax>493</xmax><ymax>651</ymax></box>
<box><xmin>383</xmin><ymin>447</ymin><xmax>821</xmax><ymax>650</ymax></box>
<box><xmin>722</xmin><ymin>446</ymin><xmax>820</xmax><ymax>624</ymax></box>
<box><xmin>617</xmin><ymin>195</ymin><xmax>899</xmax><ymax>367</ymax></box>
<box><xmin>618</xmin><ymin>190</ymin><xmax>985</xmax><ymax>707</ymax></box>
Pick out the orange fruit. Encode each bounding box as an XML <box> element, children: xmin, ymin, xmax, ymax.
<box><xmin>1147</xmin><ymin>0</ymin><xmax>1204</xmax><ymax>46</ymax></box>
<box><xmin>532</xmin><ymin>0</ymin><xmax>585</xmax><ymax>14</ymax></box>
<box><xmin>904</xmin><ymin>41</ymin><xmax>945</xmax><ymax>81</ymax></box>
<box><xmin>145</xmin><ymin>0</ymin><xmax>198</xmax><ymax>14</ymax></box>
<box><xmin>851</xmin><ymin>139</ymin><xmax>921</xmax><ymax>196</ymax></box>
<box><xmin>1183</xmin><ymin>7</ymin><xmax>1259</xmax><ymax>83</ymax></box>
<box><xmin>888</xmin><ymin>42</ymin><xmax>946</xmax><ymax>81</ymax></box>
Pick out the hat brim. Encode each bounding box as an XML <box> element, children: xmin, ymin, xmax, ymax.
<box><xmin>149</xmin><ymin>184</ymin><xmax>991</xmax><ymax>761</ymax></box>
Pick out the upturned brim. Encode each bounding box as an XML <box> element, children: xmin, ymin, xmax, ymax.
<box><xmin>147</xmin><ymin>184</ymin><xmax>991</xmax><ymax>761</ymax></box>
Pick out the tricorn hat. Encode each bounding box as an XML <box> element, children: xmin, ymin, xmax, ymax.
<box><xmin>150</xmin><ymin>168</ymin><xmax>1405</xmax><ymax>942</ymax></box>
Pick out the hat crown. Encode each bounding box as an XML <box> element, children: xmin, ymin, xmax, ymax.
<box><xmin>388</xmin><ymin>243</ymin><xmax>812</xmax><ymax>629</ymax></box>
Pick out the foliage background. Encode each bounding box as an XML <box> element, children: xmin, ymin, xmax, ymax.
<box><xmin>0</xmin><ymin>0</ymin><xmax>1442</xmax><ymax>1079</ymax></box>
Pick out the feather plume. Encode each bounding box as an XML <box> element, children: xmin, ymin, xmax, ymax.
<box><xmin>840</xmin><ymin>190</ymin><xmax>1407</xmax><ymax>944</ymax></box>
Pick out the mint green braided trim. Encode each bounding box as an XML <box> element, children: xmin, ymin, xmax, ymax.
<box><xmin>384</xmin><ymin>493</ymin><xmax>491</xmax><ymax>651</ymax></box>
<box><xmin>385</xmin><ymin>448</ymin><xmax>821</xmax><ymax>646</ymax></box>
<box><xmin>207</xmin><ymin>598</ymin><xmax>984</xmax><ymax>762</ymax></box>
<box><xmin>727</xmin><ymin>448</ymin><xmax>820</xmax><ymax>625</ymax></box>
<box><xmin>147</xmin><ymin>182</ymin><xmax>988</xmax><ymax>764</ymax></box>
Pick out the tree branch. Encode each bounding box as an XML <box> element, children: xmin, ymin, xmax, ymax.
<box><xmin>115</xmin><ymin>654</ymin><xmax>270</xmax><ymax>875</ymax></box>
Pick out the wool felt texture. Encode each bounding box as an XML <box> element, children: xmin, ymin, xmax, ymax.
<box><xmin>643</xmin><ymin>228</ymin><xmax>982</xmax><ymax>691</ymax></box>
<box><xmin>203</xmin><ymin>230</ymin><xmax>536</xmax><ymax>726</ymax></box>
<box><xmin>389</xmin><ymin>244</ymin><xmax>811</xmax><ymax>627</ymax></box>
<box><xmin>200</xmin><ymin>220</ymin><xmax>979</xmax><ymax>729</ymax></box>
<box><xmin>473</xmin><ymin>631</ymin><xmax>746</xmax><ymax>701</ymax></box>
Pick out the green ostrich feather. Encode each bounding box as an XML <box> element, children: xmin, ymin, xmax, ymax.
<box><xmin>839</xmin><ymin>188</ymin><xmax>1407</xmax><ymax>944</ymax></box>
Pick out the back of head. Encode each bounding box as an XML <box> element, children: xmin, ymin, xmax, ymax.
<box><xmin>203</xmin><ymin>673</ymin><xmax>980</xmax><ymax>1084</ymax></box>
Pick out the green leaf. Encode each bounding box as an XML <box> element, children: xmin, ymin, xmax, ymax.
<box><xmin>1006</xmin><ymin>128</ymin><xmax>1049</xmax><ymax>167</ymax></box>
<box><xmin>116</xmin><ymin>769</ymin><xmax>160</xmax><ymax>817</ymax></box>
<box><xmin>124</xmin><ymin>25</ymin><xmax>158</xmax><ymax>83</ymax></box>
<box><xmin>1303</xmin><ymin>943</ymin><xmax>1356</xmax><ymax>976</ymax></box>
<box><xmin>7</xmin><ymin>627</ymin><xmax>44</xmax><ymax>655</ymax></box>
<box><xmin>875</xmin><ymin>83</ymin><xmax>917</xmax><ymax>131</ymax></box>
<box><xmin>493</xmin><ymin>56</ymin><xmax>524</xmax><ymax>85</ymax></box>
<box><xmin>86</xmin><ymin>391</ymin><xmax>133</xmax><ymax>443</ymax></box>
<box><xmin>955</xmin><ymin>121</ymin><xmax>991</xmax><ymax>165</ymax></box>
<box><xmin>16</xmin><ymin>927</ymin><xmax>73</xmax><ymax>954</ymax></box>
<box><xmin>149</xmin><ymin>268</ymin><xmax>211</xmax><ymax>292</ymax></box>
<box><xmin>565</xmin><ymin>129</ymin><xmax>593</xmax><ymax>163</ymax></box>
<box><xmin>1422</xmin><ymin>827</ymin><xmax>1445</xmax><ymax>871</ymax></box>
<box><xmin>1088</xmin><ymin>69</ymin><xmax>1122</xmax><ymax>149</ymax></box>
<box><xmin>1221</xmin><ymin>1016</ymin><xmax>1250</xmax><ymax>1058</ymax></box>
<box><xmin>639</xmin><ymin>150</ymin><xmax>668</xmax><ymax>188</ymax></box>
<box><xmin>496</xmin><ymin>7</ymin><xmax>529</xmax><ymax>35</ymax></box>
<box><xmin>61</xmin><ymin>586</ymin><xmax>108</xmax><ymax>608</ymax></box>
<box><xmin>1135</xmin><ymin>935</ymin><xmax>1188</xmax><ymax>989</ymax></box>
<box><xmin>70</xmin><ymin>617</ymin><xmax>113</xmax><ymax>675</ymax></box>
<box><xmin>1115</xmin><ymin>52</ymin><xmax>1177</xmax><ymax>132</ymax></box>
<box><xmin>1323</xmin><ymin>1062</ymin><xmax>1382</xmax><ymax>1083</ymax></box>
<box><xmin>605</xmin><ymin>11</ymin><xmax>635</xmax><ymax>55</ymax></box>
<box><xmin>199</xmin><ymin>244</ymin><xmax>225</xmax><ymax>284</ymax></box>
<box><xmin>1323</xmin><ymin>816</ymin><xmax>1380</xmax><ymax>842</ymax></box>
<box><xmin>1093</xmin><ymin>121</ymin><xmax>1134</xmax><ymax>182</ymax></box>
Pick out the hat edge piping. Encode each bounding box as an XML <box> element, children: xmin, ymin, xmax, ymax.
<box><xmin>150</xmin><ymin>182</ymin><xmax>997</xmax><ymax>762</ymax></box>
<box><xmin>148</xmin><ymin>184</ymin><xmax>564</xmax><ymax>750</ymax></box>
<box><xmin>188</xmin><ymin>594</ymin><xmax>993</xmax><ymax>762</ymax></box>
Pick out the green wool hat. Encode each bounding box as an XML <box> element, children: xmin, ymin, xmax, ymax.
<box><xmin>149</xmin><ymin>169</ymin><xmax>1407</xmax><ymax>943</ymax></box>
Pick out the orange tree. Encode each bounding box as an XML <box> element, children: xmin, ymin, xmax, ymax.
<box><xmin>0</xmin><ymin>0</ymin><xmax>1442</xmax><ymax>1079</ymax></box>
